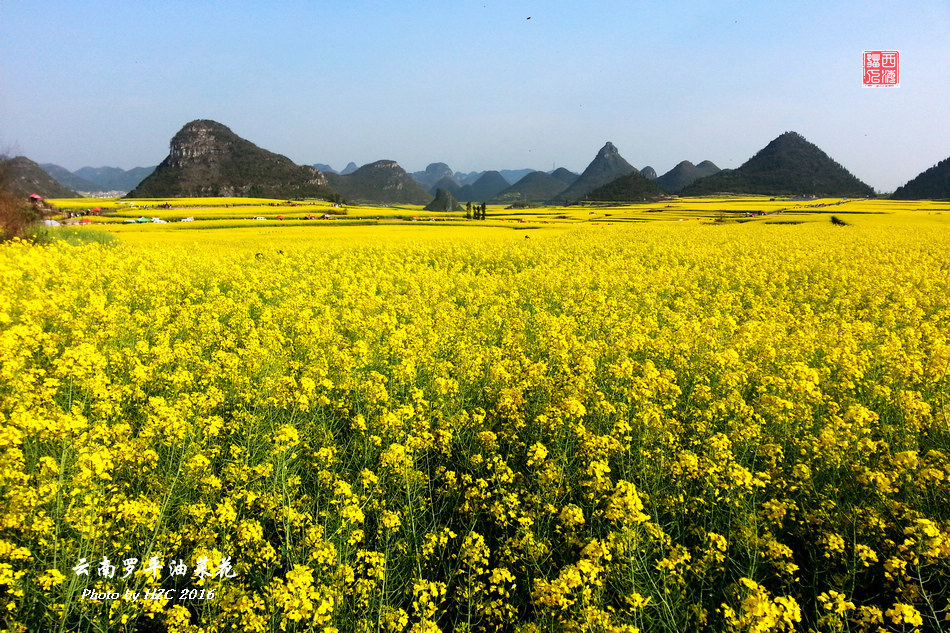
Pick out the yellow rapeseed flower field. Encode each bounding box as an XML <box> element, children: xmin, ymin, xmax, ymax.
<box><xmin>1</xmin><ymin>203</ymin><xmax>949</xmax><ymax>632</ymax></box>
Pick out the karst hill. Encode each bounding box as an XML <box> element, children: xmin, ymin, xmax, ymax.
<box><xmin>681</xmin><ymin>132</ymin><xmax>874</xmax><ymax>198</ymax></box>
<box><xmin>129</xmin><ymin>120</ymin><xmax>337</xmax><ymax>199</ymax></box>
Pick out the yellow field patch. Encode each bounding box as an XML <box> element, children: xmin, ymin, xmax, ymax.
<box><xmin>6</xmin><ymin>198</ymin><xmax>950</xmax><ymax>632</ymax></box>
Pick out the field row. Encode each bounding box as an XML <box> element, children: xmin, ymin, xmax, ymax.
<box><xmin>44</xmin><ymin>196</ymin><xmax>950</xmax><ymax>230</ymax></box>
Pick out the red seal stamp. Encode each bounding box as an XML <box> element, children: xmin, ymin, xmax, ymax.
<box><xmin>863</xmin><ymin>51</ymin><xmax>899</xmax><ymax>87</ymax></box>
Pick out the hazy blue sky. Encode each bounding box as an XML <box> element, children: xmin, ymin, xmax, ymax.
<box><xmin>2</xmin><ymin>0</ymin><xmax>948</xmax><ymax>191</ymax></box>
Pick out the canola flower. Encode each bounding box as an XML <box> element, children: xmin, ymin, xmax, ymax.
<box><xmin>0</xmin><ymin>213</ymin><xmax>948</xmax><ymax>632</ymax></box>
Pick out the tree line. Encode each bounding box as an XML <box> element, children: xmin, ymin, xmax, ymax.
<box><xmin>465</xmin><ymin>202</ymin><xmax>487</xmax><ymax>220</ymax></box>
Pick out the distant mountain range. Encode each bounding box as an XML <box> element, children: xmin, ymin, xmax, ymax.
<box><xmin>457</xmin><ymin>171</ymin><xmax>510</xmax><ymax>203</ymax></box>
<box><xmin>79</xmin><ymin>166</ymin><xmax>156</xmax><ymax>192</ymax></box>
<box><xmin>41</xmin><ymin>163</ymin><xmax>155</xmax><ymax>194</ymax></box>
<box><xmin>406</xmin><ymin>164</ymin><xmax>540</xmax><ymax>193</ymax></box>
<box><xmin>417</xmin><ymin>143</ymin><xmax>695</xmax><ymax>205</ymax></box>
<box><xmin>1</xmin><ymin>156</ymin><xmax>80</xmax><ymax>198</ymax></box>
<box><xmin>429</xmin><ymin>176</ymin><xmax>462</xmax><ymax>198</ymax></box>
<box><xmin>411</xmin><ymin>163</ymin><xmax>455</xmax><ymax>190</ymax></box>
<box><xmin>22</xmin><ymin>120</ymin><xmax>950</xmax><ymax>203</ymax></box>
<box><xmin>325</xmin><ymin>160</ymin><xmax>432</xmax><ymax>205</ymax></box>
<box><xmin>492</xmin><ymin>169</ymin><xmax>577</xmax><ymax>204</ymax></box>
<box><xmin>39</xmin><ymin>164</ymin><xmax>100</xmax><ymax>192</ymax></box>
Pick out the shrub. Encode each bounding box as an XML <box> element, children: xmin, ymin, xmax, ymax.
<box><xmin>0</xmin><ymin>177</ymin><xmax>40</xmax><ymax>240</ymax></box>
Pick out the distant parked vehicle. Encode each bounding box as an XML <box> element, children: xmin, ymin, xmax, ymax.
<box><xmin>151</xmin><ymin>218</ymin><xmax>166</xmax><ymax>224</ymax></box>
<box><xmin>253</xmin><ymin>216</ymin><xmax>267</xmax><ymax>220</ymax></box>
<box><xmin>181</xmin><ymin>217</ymin><xmax>194</xmax><ymax>222</ymax></box>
